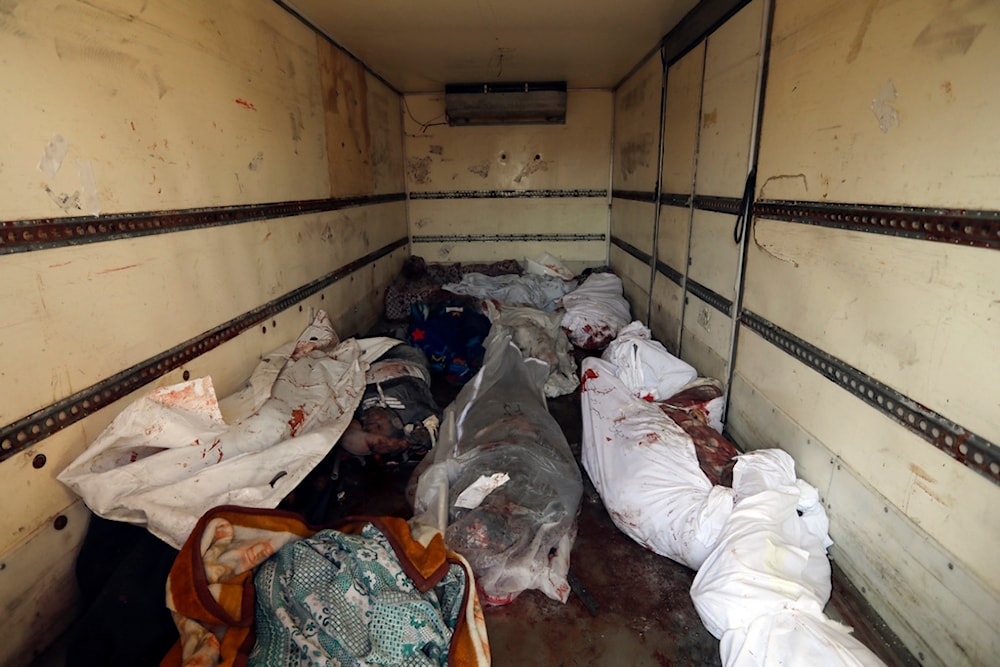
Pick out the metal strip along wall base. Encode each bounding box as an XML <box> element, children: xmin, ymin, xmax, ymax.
<box><xmin>0</xmin><ymin>237</ymin><xmax>408</xmax><ymax>462</ymax></box>
<box><xmin>741</xmin><ymin>310</ymin><xmax>1000</xmax><ymax>485</ymax></box>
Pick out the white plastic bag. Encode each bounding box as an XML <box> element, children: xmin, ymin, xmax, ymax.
<box><xmin>560</xmin><ymin>272</ymin><xmax>631</xmax><ymax>349</ymax></box>
<box><xmin>601</xmin><ymin>321</ymin><xmax>697</xmax><ymax>401</ymax></box>
<box><xmin>524</xmin><ymin>252</ymin><xmax>575</xmax><ymax>280</ymax></box>
<box><xmin>580</xmin><ymin>356</ymin><xmax>734</xmax><ymax>569</ymax></box>
<box><xmin>58</xmin><ymin>311</ymin><xmax>398</xmax><ymax>548</ymax></box>
<box><xmin>690</xmin><ymin>450</ymin><xmax>883</xmax><ymax>667</ymax></box>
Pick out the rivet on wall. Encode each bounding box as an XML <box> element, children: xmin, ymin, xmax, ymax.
<box><xmin>32</xmin><ymin>454</ymin><xmax>46</xmax><ymax>469</ymax></box>
<box><xmin>53</xmin><ymin>515</ymin><xmax>68</xmax><ymax>530</ymax></box>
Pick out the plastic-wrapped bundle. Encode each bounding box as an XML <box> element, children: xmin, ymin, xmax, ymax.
<box><xmin>560</xmin><ymin>272</ymin><xmax>631</xmax><ymax>349</ymax></box>
<box><xmin>413</xmin><ymin>327</ymin><xmax>583</xmax><ymax>605</ymax></box>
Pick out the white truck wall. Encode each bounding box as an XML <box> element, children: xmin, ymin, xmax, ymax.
<box><xmin>0</xmin><ymin>2</ymin><xmax>407</xmax><ymax>664</ymax></box>
<box><xmin>403</xmin><ymin>91</ymin><xmax>612</xmax><ymax>270</ymax></box>
<box><xmin>611</xmin><ymin>1</ymin><xmax>1000</xmax><ymax>665</ymax></box>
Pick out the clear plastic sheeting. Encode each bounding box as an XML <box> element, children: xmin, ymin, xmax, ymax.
<box><xmin>560</xmin><ymin>272</ymin><xmax>631</xmax><ymax>349</ymax></box>
<box><xmin>484</xmin><ymin>300</ymin><xmax>578</xmax><ymax>398</ymax></box>
<box><xmin>413</xmin><ymin>328</ymin><xmax>583</xmax><ymax>605</ymax></box>
<box><xmin>580</xmin><ymin>356</ymin><xmax>735</xmax><ymax>569</ymax></box>
<box><xmin>58</xmin><ymin>311</ymin><xmax>398</xmax><ymax>548</ymax></box>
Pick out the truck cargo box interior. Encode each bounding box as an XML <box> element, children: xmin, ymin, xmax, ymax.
<box><xmin>2</xmin><ymin>1</ymin><xmax>997</xmax><ymax>666</ymax></box>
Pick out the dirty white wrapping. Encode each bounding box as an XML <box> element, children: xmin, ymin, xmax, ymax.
<box><xmin>442</xmin><ymin>272</ymin><xmax>571</xmax><ymax>311</ymax></box>
<box><xmin>690</xmin><ymin>449</ymin><xmax>884</xmax><ymax>667</ymax></box>
<box><xmin>484</xmin><ymin>301</ymin><xmax>578</xmax><ymax>397</ymax></box>
<box><xmin>583</xmin><ymin>338</ymin><xmax>884</xmax><ymax>667</ymax></box>
<box><xmin>560</xmin><ymin>272</ymin><xmax>631</xmax><ymax>349</ymax></box>
<box><xmin>601</xmin><ymin>321</ymin><xmax>697</xmax><ymax>401</ymax></box>
<box><xmin>58</xmin><ymin>311</ymin><xmax>398</xmax><ymax>549</ymax></box>
<box><xmin>523</xmin><ymin>252</ymin><xmax>575</xmax><ymax>280</ymax></box>
<box><xmin>412</xmin><ymin>327</ymin><xmax>582</xmax><ymax>604</ymax></box>
<box><xmin>580</xmin><ymin>356</ymin><xmax>735</xmax><ymax>569</ymax></box>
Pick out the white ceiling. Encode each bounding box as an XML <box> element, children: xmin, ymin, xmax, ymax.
<box><xmin>283</xmin><ymin>0</ymin><xmax>700</xmax><ymax>93</ymax></box>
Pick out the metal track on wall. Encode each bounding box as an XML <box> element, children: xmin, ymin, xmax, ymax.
<box><xmin>741</xmin><ymin>310</ymin><xmax>1000</xmax><ymax>485</ymax></box>
<box><xmin>655</xmin><ymin>259</ymin><xmax>684</xmax><ymax>287</ymax></box>
<box><xmin>756</xmin><ymin>200</ymin><xmax>1000</xmax><ymax>251</ymax></box>
<box><xmin>686</xmin><ymin>278</ymin><xmax>733</xmax><ymax>317</ymax></box>
<box><xmin>693</xmin><ymin>194</ymin><xmax>742</xmax><ymax>215</ymax></box>
<box><xmin>611</xmin><ymin>189</ymin><xmax>658</xmax><ymax>203</ymax></box>
<box><xmin>410</xmin><ymin>189</ymin><xmax>607</xmax><ymax>200</ymax></box>
<box><xmin>659</xmin><ymin>192</ymin><xmax>691</xmax><ymax>208</ymax></box>
<box><xmin>610</xmin><ymin>235</ymin><xmax>653</xmax><ymax>264</ymax></box>
<box><xmin>0</xmin><ymin>238</ymin><xmax>407</xmax><ymax>461</ymax></box>
<box><xmin>412</xmin><ymin>233</ymin><xmax>605</xmax><ymax>244</ymax></box>
<box><xmin>0</xmin><ymin>194</ymin><xmax>406</xmax><ymax>256</ymax></box>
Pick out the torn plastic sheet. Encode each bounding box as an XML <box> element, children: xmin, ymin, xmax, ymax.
<box><xmin>484</xmin><ymin>301</ymin><xmax>578</xmax><ymax>398</ymax></box>
<box><xmin>58</xmin><ymin>311</ymin><xmax>398</xmax><ymax>549</ymax></box>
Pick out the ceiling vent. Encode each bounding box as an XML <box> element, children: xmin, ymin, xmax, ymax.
<box><xmin>445</xmin><ymin>82</ymin><xmax>567</xmax><ymax>126</ymax></box>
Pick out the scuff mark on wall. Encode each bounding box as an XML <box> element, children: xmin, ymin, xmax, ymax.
<box><xmin>43</xmin><ymin>185</ymin><xmax>81</xmax><ymax>213</ymax></box>
<box><xmin>407</xmin><ymin>156</ymin><xmax>432</xmax><ymax>184</ymax></box>
<box><xmin>702</xmin><ymin>109</ymin><xmax>718</xmax><ymax>128</ymax></box>
<box><xmin>752</xmin><ymin>221</ymin><xmax>800</xmax><ymax>268</ymax></box>
<box><xmin>77</xmin><ymin>160</ymin><xmax>100</xmax><ymax>215</ymax></box>
<box><xmin>468</xmin><ymin>161</ymin><xmax>490</xmax><ymax>178</ymax></box>
<box><xmin>289</xmin><ymin>108</ymin><xmax>303</xmax><ymax>142</ymax></box>
<box><xmin>619</xmin><ymin>133</ymin><xmax>654</xmax><ymax>178</ymax></box>
<box><xmin>248</xmin><ymin>151</ymin><xmax>264</xmax><ymax>171</ymax></box>
<box><xmin>513</xmin><ymin>157</ymin><xmax>548</xmax><ymax>184</ymax></box>
<box><xmin>620</xmin><ymin>74</ymin><xmax>652</xmax><ymax>111</ymax></box>
<box><xmin>758</xmin><ymin>172</ymin><xmax>809</xmax><ymax>196</ymax></box>
<box><xmin>429</xmin><ymin>145</ymin><xmax>444</xmax><ymax>155</ymax></box>
<box><xmin>846</xmin><ymin>0</ymin><xmax>880</xmax><ymax>64</ymax></box>
<box><xmin>38</xmin><ymin>134</ymin><xmax>68</xmax><ymax>179</ymax></box>
<box><xmin>871</xmin><ymin>80</ymin><xmax>899</xmax><ymax>133</ymax></box>
<box><xmin>913</xmin><ymin>16</ymin><xmax>984</xmax><ymax>58</ymax></box>
<box><xmin>235</xmin><ymin>98</ymin><xmax>256</xmax><ymax>111</ymax></box>
<box><xmin>697</xmin><ymin>307</ymin><xmax>711</xmax><ymax>331</ymax></box>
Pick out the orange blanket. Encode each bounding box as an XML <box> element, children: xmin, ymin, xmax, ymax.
<box><xmin>161</xmin><ymin>506</ymin><xmax>490</xmax><ymax>666</ymax></box>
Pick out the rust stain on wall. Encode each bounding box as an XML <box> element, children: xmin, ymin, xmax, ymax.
<box><xmin>318</xmin><ymin>36</ymin><xmax>373</xmax><ymax>197</ymax></box>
